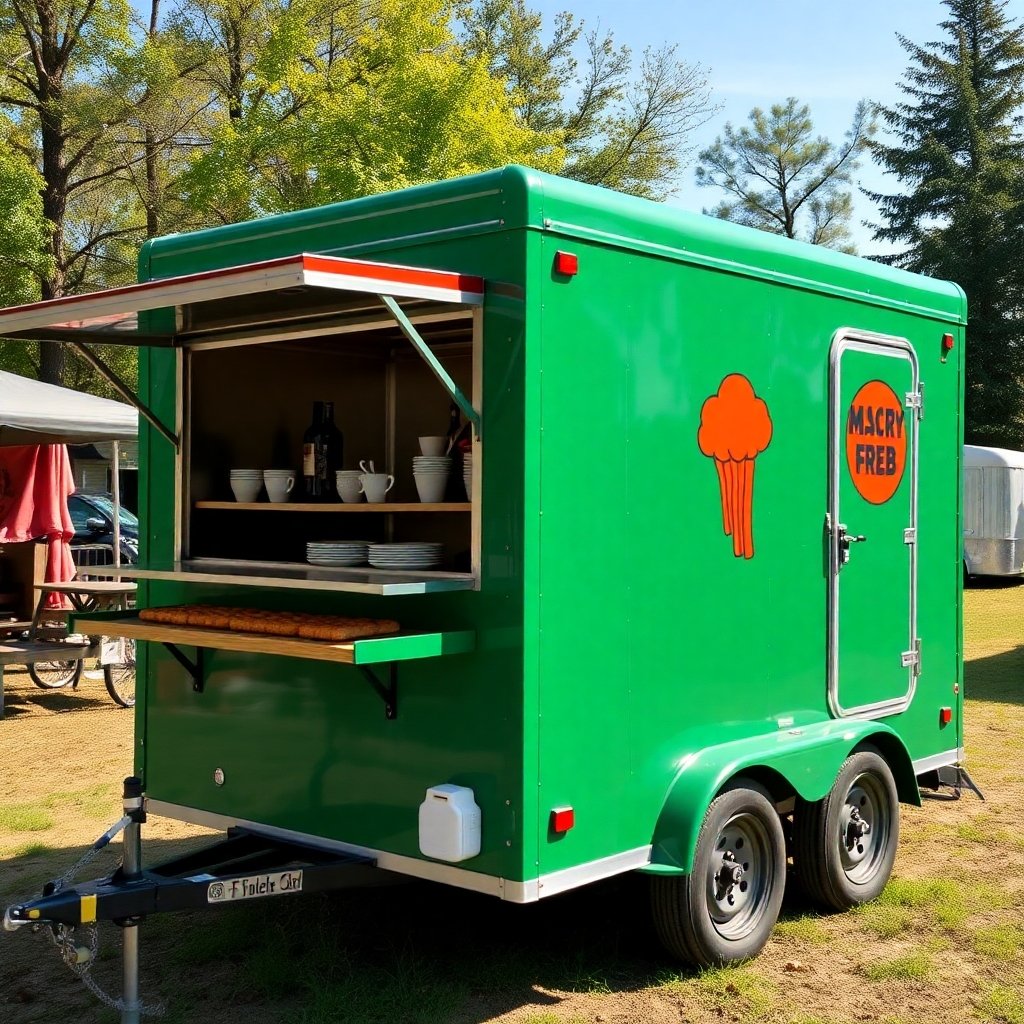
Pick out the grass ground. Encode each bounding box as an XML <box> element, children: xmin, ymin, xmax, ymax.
<box><xmin>1</xmin><ymin>585</ymin><xmax>1022</xmax><ymax>1024</ymax></box>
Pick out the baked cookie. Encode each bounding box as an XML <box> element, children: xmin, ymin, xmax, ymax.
<box><xmin>139</xmin><ymin>606</ymin><xmax>190</xmax><ymax>625</ymax></box>
<box><xmin>297</xmin><ymin>617</ymin><xmax>400</xmax><ymax>642</ymax></box>
<box><xmin>185</xmin><ymin>606</ymin><xmax>234</xmax><ymax>630</ymax></box>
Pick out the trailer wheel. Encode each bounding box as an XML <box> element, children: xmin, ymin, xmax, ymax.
<box><xmin>793</xmin><ymin>748</ymin><xmax>899</xmax><ymax>910</ymax></box>
<box><xmin>651</xmin><ymin>780</ymin><xmax>786</xmax><ymax>967</ymax></box>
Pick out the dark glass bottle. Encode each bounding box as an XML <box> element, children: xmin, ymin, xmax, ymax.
<box><xmin>302</xmin><ymin>401</ymin><xmax>325</xmax><ymax>499</ymax></box>
<box><xmin>321</xmin><ymin>401</ymin><xmax>344</xmax><ymax>497</ymax></box>
<box><xmin>445</xmin><ymin>402</ymin><xmax>461</xmax><ymax>452</ymax></box>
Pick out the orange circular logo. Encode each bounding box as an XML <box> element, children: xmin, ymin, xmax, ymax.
<box><xmin>845</xmin><ymin>380</ymin><xmax>907</xmax><ymax>504</ymax></box>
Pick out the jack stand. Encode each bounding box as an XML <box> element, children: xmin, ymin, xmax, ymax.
<box><xmin>921</xmin><ymin>764</ymin><xmax>986</xmax><ymax>801</ymax></box>
<box><xmin>119</xmin><ymin>777</ymin><xmax>144</xmax><ymax>1024</ymax></box>
<box><xmin>947</xmin><ymin>764</ymin><xmax>985</xmax><ymax>801</ymax></box>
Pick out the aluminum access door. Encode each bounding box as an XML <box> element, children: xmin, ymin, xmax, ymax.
<box><xmin>827</xmin><ymin>329</ymin><xmax>921</xmax><ymax>719</ymax></box>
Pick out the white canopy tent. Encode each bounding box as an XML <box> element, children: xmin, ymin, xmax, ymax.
<box><xmin>0</xmin><ymin>371</ymin><xmax>138</xmax><ymax>567</ymax></box>
<box><xmin>0</xmin><ymin>371</ymin><xmax>137</xmax><ymax>447</ymax></box>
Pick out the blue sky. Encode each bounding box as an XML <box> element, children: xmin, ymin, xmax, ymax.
<box><xmin>529</xmin><ymin>0</ymin><xmax>951</xmax><ymax>254</ymax></box>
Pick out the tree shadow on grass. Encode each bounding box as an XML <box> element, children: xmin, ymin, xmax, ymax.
<box><xmin>965</xmin><ymin>645</ymin><xmax>1024</xmax><ymax>706</ymax></box>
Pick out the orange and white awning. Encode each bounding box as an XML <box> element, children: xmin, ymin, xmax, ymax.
<box><xmin>0</xmin><ymin>253</ymin><xmax>485</xmax><ymax>346</ymax></box>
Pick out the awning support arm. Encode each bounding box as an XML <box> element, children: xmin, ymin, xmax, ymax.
<box><xmin>379</xmin><ymin>295</ymin><xmax>481</xmax><ymax>440</ymax></box>
<box><xmin>69</xmin><ymin>341</ymin><xmax>179</xmax><ymax>450</ymax></box>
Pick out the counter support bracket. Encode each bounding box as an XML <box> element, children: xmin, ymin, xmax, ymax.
<box><xmin>164</xmin><ymin>643</ymin><xmax>204</xmax><ymax>692</ymax></box>
<box><xmin>358</xmin><ymin>664</ymin><xmax>398</xmax><ymax>720</ymax></box>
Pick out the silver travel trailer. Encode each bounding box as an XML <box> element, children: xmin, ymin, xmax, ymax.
<box><xmin>963</xmin><ymin>444</ymin><xmax>1024</xmax><ymax>577</ymax></box>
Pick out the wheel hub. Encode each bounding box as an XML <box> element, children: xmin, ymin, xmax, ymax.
<box><xmin>839</xmin><ymin>776</ymin><xmax>889</xmax><ymax>883</ymax></box>
<box><xmin>706</xmin><ymin>813</ymin><xmax>772</xmax><ymax>940</ymax></box>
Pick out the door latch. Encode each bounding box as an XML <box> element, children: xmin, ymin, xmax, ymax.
<box><xmin>837</xmin><ymin>523</ymin><xmax>867</xmax><ymax>565</ymax></box>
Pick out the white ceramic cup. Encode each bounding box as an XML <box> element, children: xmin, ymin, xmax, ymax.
<box><xmin>230</xmin><ymin>478</ymin><xmax>262</xmax><ymax>502</ymax></box>
<box><xmin>336</xmin><ymin>473</ymin><xmax>363</xmax><ymax>503</ymax></box>
<box><xmin>263</xmin><ymin>471</ymin><xmax>295</xmax><ymax>503</ymax></box>
<box><xmin>414</xmin><ymin>472</ymin><xmax>448</xmax><ymax>504</ymax></box>
<box><xmin>359</xmin><ymin>473</ymin><xmax>394</xmax><ymax>503</ymax></box>
<box><xmin>418</xmin><ymin>436</ymin><xmax>447</xmax><ymax>457</ymax></box>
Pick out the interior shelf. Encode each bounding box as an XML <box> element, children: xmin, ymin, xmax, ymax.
<box><xmin>195</xmin><ymin>501</ymin><xmax>471</xmax><ymax>512</ymax></box>
<box><xmin>68</xmin><ymin>611</ymin><xmax>476</xmax><ymax>666</ymax></box>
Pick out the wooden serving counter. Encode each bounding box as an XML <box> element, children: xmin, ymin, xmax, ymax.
<box><xmin>70</xmin><ymin>610</ymin><xmax>475</xmax><ymax>666</ymax></box>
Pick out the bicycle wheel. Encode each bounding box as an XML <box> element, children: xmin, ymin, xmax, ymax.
<box><xmin>28</xmin><ymin>659</ymin><xmax>83</xmax><ymax>690</ymax></box>
<box><xmin>103</xmin><ymin>639</ymin><xmax>136</xmax><ymax>707</ymax></box>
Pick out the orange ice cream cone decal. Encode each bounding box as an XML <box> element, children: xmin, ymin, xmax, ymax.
<box><xmin>698</xmin><ymin>374</ymin><xmax>773</xmax><ymax>559</ymax></box>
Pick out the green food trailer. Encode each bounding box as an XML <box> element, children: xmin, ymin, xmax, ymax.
<box><xmin>2</xmin><ymin>166</ymin><xmax>970</xmax><ymax>1016</ymax></box>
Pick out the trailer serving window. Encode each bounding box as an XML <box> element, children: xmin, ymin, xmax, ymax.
<box><xmin>0</xmin><ymin>254</ymin><xmax>484</xmax><ymax>595</ymax></box>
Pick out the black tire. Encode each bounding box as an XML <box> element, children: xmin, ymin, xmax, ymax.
<box><xmin>651</xmin><ymin>780</ymin><xmax>786</xmax><ymax>967</ymax></box>
<box><xmin>28</xmin><ymin>659</ymin><xmax>83</xmax><ymax>690</ymax></box>
<box><xmin>103</xmin><ymin>639</ymin><xmax>136</xmax><ymax>708</ymax></box>
<box><xmin>793</xmin><ymin>748</ymin><xmax>899</xmax><ymax>911</ymax></box>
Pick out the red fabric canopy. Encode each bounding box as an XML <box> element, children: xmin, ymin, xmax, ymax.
<box><xmin>0</xmin><ymin>445</ymin><xmax>76</xmax><ymax>606</ymax></box>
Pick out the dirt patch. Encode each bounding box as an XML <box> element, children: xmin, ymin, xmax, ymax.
<box><xmin>2</xmin><ymin>587</ymin><xmax>1024</xmax><ymax>1024</ymax></box>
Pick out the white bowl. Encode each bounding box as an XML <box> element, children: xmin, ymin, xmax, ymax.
<box><xmin>418</xmin><ymin>436</ymin><xmax>447</xmax><ymax>456</ymax></box>
<box><xmin>414</xmin><ymin>473</ymin><xmax>448</xmax><ymax>503</ymax></box>
<box><xmin>231</xmin><ymin>480</ymin><xmax>262</xmax><ymax>502</ymax></box>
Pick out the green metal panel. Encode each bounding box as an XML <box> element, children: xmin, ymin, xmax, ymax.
<box><xmin>128</xmin><ymin>166</ymin><xmax>965</xmax><ymax>893</ymax></box>
<box><xmin>523</xmin><ymin>171</ymin><xmax>964</xmax><ymax>879</ymax></box>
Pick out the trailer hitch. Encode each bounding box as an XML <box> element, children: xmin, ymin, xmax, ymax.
<box><xmin>4</xmin><ymin>778</ymin><xmax>378</xmax><ymax>1022</ymax></box>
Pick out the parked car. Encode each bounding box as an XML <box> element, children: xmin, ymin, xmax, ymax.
<box><xmin>68</xmin><ymin>493</ymin><xmax>139</xmax><ymax>564</ymax></box>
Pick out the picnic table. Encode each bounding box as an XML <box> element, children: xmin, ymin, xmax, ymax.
<box><xmin>0</xmin><ymin>579</ymin><xmax>137</xmax><ymax>718</ymax></box>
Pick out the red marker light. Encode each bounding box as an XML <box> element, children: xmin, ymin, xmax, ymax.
<box><xmin>550</xmin><ymin>806</ymin><xmax>575</xmax><ymax>833</ymax></box>
<box><xmin>942</xmin><ymin>333</ymin><xmax>955</xmax><ymax>352</ymax></box>
<box><xmin>554</xmin><ymin>251</ymin><xmax>578</xmax><ymax>276</ymax></box>
<box><xmin>940</xmin><ymin>707</ymin><xmax>952</xmax><ymax>726</ymax></box>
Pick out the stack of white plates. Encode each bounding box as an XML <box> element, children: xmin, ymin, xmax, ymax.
<box><xmin>412</xmin><ymin>455</ymin><xmax>451</xmax><ymax>503</ymax></box>
<box><xmin>230</xmin><ymin>469</ymin><xmax>262</xmax><ymax>503</ymax></box>
<box><xmin>368</xmin><ymin>542</ymin><xmax>444</xmax><ymax>570</ymax></box>
<box><xmin>306</xmin><ymin>540</ymin><xmax>370</xmax><ymax>567</ymax></box>
<box><xmin>462</xmin><ymin>452</ymin><xmax>472</xmax><ymax>500</ymax></box>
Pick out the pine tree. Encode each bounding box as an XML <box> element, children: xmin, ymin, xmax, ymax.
<box><xmin>696</xmin><ymin>98</ymin><xmax>874</xmax><ymax>252</ymax></box>
<box><xmin>869</xmin><ymin>0</ymin><xmax>1024</xmax><ymax>447</ymax></box>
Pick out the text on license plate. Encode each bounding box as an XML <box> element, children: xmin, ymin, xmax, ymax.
<box><xmin>207</xmin><ymin>870</ymin><xmax>303</xmax><ymax>903</ymax></box>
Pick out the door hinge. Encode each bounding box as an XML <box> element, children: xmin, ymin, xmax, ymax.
<box><xmin>905</xmin><ymin>383</ymin><xmax>924</xmax><ymax>419</ymax></box>
<box><xmin>903</xmin><ymin>527</ymin><xmax>917</xmax><ymax>544</ymax></box>
<box><xmin>901</xmin><ymin>639</ymin><xmax>922</xmax><ymax>676</ymax></box>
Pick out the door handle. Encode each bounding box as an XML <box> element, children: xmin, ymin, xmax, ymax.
<box><xmin>837</xmin><ymin>524</ymin><xmax>867</xmax><ymax>565</ymax></box>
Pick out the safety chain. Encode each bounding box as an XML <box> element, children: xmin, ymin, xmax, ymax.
<box><xmin>17</xmin><ymin>816</ymin><xmax>166</xmax><ymax>1017</ymax></box>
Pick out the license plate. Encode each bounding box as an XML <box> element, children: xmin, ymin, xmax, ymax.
<box><xmin>100</xmin><ymin>639</ymin><xmax>125</xmax><ymax>666</ymax></box>
<box><xmin>206</xmin><ymin>870</ymin><xmax>304</xmax><ymax>904</ymax></box>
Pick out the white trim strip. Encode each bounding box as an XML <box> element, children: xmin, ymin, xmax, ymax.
<box><xmin>145</xmin><ymin>801</ymin><xmax>651</xmax><ymax>904</ymax></box>
<box><xmin>534</xmin><ymin>845</ymin><xmax>653</xmax><ymax>900</ymax></box>
<box><xmin>302</xmin><ymin>269</ymin><xmax>482</xmax><ymax>306</ymax></box>
<box><xmin>912</xmin><ymin>748</ymin><xmax>963</xmax><ymax>774</ymax></box>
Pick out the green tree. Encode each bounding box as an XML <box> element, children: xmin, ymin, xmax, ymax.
<box><xmin>0</xmin><ymin>128</ymin><xmax>52</xmax><ymax>381</ymax></box>
<box><xmin>868</xmin><ymin>0</ymin><xmax>1024</xmax><ymax>447</ymax></box>
<box><xmin>462</xmin><ymin>0</ymin><xmax>716</xmax><ymax>199</ymax></box>
<box><xmin>0</xmin><ymin>125</ymin><xmax>49</xmax><ymax>306</ymax></box>
<box><xmin>0</xmin><ymin>0</ymin><xmax>142</xmax><ymax>382</ymax></box>
<box><xmin>695</xmin><ymin>98</ymin><xmax>874</xmax><ymax>251</ymax></box>
<box><xmin>174</xmin><ymin>0</ymin><xmax>561</xmax><ymax>221</ymax></box>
